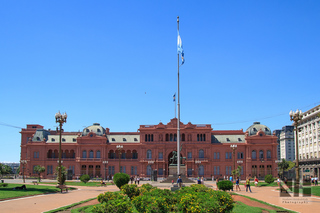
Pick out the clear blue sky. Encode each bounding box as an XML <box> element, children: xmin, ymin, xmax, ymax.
<box><xmin>1</xmin><ymin>1</ymin><xmax>319</xmax><ymax>162</ymax></box>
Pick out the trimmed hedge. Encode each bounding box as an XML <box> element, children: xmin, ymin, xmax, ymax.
<box><xmin>264</xmin><ymin>174</ymin><xmax>275</xmax><ymax>184</ymax></box>
<box><xmin>217</xmin><ymin>180</ymin><xmax>234</xmax><ymax>191</ymax></box>
<box><xmin>80</xmin><ymin>174</ymin><xmax>90</xmax><ymax>184</ymax></box>
<box><xmin>113</xmin><ymin>173</ymin><xmax>130</xmax><ymax>189</ymax></box>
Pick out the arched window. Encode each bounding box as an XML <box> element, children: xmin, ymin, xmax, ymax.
<box><xmin>132</xmin><ymin>150</ymin><xmax>138</xmax><ymax>159</ymax></box>
<box><xmin>147</xmin><ymin>150</ymin><xmax>152</xmax><ymax>159</ymax></box>
<box><xmin>252</xmin><ymin>150</ymin><xmax>256</xmax><ymax>159</ymax></box>
<box><xmin>259</xmin><ymin>150</ymin><xmax>264</xmax><ymax>159</ymax></box>
<box><xmin>267</xmin><ymin>150</ymin><xmax>271</xmax><ymax>159</ymax></box>
<box><xmin>96</xmin><ymin>150</ymin><xmax>101</xmax><ymax>159</ymax></box>
<box><xmin>182</xmin><ymin>133</ymin><xmax>185</xmax><ymax>141</ymax></box>
<box><xmin>170</xmin><ymin>134</ymin><xmax>173</xmax><ymax>141</ymax></box>
<box><xmin>89</xmin><ymin>150</ymin><xmax>94</xmax><ymax>158</ymax></box>
<box><xmin>199</xmin><ymin>165</ymin><xmax>204</xmax><ymax>176</ymax></box>
<box><xmin>166</xmin><ymin>134</ymin><xmax>169</xmax><ymax>141</ymax></box>
<box><xmin>174</xmin><ymin>134</ymin><xmax>177</xmax><ymax>141</ymax></box>
<box><xmin>47</xmin><ymin>150</ymin><xmax>52</xmax><ymax>158</ymax></box>
<box><xmin>147</xmin><ymin>165</ymin><xmax>152</xmax><ymax>176</ymax></box>
<box><xmin>82</xmin><ymin>150</ymin><xmax>87</xmax><ymax>158</ymax></box>
<box><xmin>199</xmin><ymin>149</ymin><xmax>204</xmax><ymax>159</ymax></box>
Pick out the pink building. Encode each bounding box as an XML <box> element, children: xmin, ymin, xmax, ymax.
<box><xmin>20</xmin><ymin>118</ymin><xmax>278</xmax><ymax>180</ymax></box>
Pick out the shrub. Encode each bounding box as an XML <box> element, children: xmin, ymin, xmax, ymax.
<box><xmin>0</xmin><ymin>183</ymin><xmax>8</xmax><ymax>187</ymax></box>
<box><xmin>265</xmin><ymin>174</ymin><xmax>274</xmax><ymax>184</ymax></box>
<box><xmin>121</xmin><ymin>184</ymin><xmax>140</xmax><ymax>199</ymax></box>
<box><xmin>217</xmin><ymin>180</ymin><xmax>234</xmax><ymax>191</ymax></box>
<box><xmin>96</xmin><ymin>192</ymin><xmax>134</xmax><ymax>213</ymax></box>
<box><xmin>113</xmin><ymin>173</ymin><xmax>130</xmax><ymax>189</ymax></box>
<box><xmin>80</xmin><ymin>174</ymin><xmax>90</xmax><ymax>184</ymax></box>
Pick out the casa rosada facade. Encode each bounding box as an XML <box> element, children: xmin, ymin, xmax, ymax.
<box><xmin>20</xmin><ymin>118</ymin><xmax>278</xmax><ymax>180</ymax></box>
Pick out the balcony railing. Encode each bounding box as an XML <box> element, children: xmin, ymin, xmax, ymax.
<box><xmin>47</xmin><ymin>158</ymin><xmax>75</xmax><ymax>161</ymax></box>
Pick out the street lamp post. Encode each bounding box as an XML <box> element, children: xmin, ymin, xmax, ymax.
<box><xmin>116</xmin><ymin>145</ymin><xmax>123</xmax><ymax>173</ymax></box>
<box><xmin>21</xmin><ymin>160</ymin><xmax>27</xmax><ymax>183</ymax></box>
<box><xmin>55</xmin><ymin>111</ymin><xmax>67</xmax><ymax>186</ymax></box>
<box><xmin>290</xmin><ymin>109</ymin><xmax>303</xmax><ymax>188</ymax></box>
<box><xmin>103</xmin><ymin>161</ymin><xmax>108</xmax><ymax>181</ymax></box>
<box><xmin>230</xmin><ymin>144</ymin><xmax>237</xmax><ymax>173</ymax></box>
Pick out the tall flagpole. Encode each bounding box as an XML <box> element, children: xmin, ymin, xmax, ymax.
<box><xmin>177</xmin><ymin>16</ymin><xmax>180</xmax><ymax>176</ymax></box>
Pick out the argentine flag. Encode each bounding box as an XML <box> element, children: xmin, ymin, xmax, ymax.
<box><xmin>177</xmin><ymin>31</ymin><xmax>185</xmax><ymax>65</ymax></box>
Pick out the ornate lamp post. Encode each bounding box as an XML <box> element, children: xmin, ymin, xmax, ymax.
<box><xmin>103</xmin><ymin>161</ymin><xmax>108</xmax><ymax>181</ymax></box>
<box><xmin>21</xmin><ymin>160</ymin><xmax>27</xmax><ymax>183</ymax></box>
<box><xmin>290</xmin><ymin>109</ymin><xmax>303</xmax><ymax>188</ymax></box>
<box><xmin>116</xmin><ymin>145</ymin><xmax>123</xmax><ymax>173</ymax></box>
<box><xmin>55</xmin><ymin>111</ymin><xmax>67</xmax><ymax>186</ymax></box>
<box><xmin>230</xmin><ymin>144</ymin><xmax>237</xmax><ymax>173</ymax></box>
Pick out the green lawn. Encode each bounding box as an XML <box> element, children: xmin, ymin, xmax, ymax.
<box><xmin>41</xmin><ymin>181</ymin><xmax>113</xmax><ymax>187</ymax></box>
<box><xmin>0</xmin><ymin>184</ymin><xmax>70</xmax><ymax>200</ymax></box>
<box><xmin>281</xmin><ymin>185</ymin><xmax>320</xmax><ymax>197</ymax></box>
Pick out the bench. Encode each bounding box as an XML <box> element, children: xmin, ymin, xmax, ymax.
<box><xmin>56</xmin><ymin>185</ymin><xmax>68</xmax><ymax>193</ymax></box>
<box><xmin>32</xmin><ymin>181</ymin><xmax>38</xmax><ymax>185</ymax></box>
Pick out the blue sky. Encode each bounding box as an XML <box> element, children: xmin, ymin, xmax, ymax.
<box><xmin>1</xmin><ymin>1</ymin><xmax>319</xmax><ymax>162</ymax></box>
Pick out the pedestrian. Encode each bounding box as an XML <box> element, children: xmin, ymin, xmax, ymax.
<box><xmin>229</xmin><ymin>175</ymin><xmax>234</xmax><ymax>191</ymax></box>
<box><xmin>246</xmin><ymin>176</ymin><xmax>252</xmax><ymax>193</ymax></box>
<box><xmin>172</xmin><ymin>179</ymin><xmax>174</xmax><ymax>185</ymax></box>
<box><xmin>177</xmin><ymin>175</ymin><xmax>183</xmax><ymax>188</ymax></box>
<box><xmin>235</xmin><ymin>177</ymin><xmax>241</xmax><ymax>191</ymax></box>
<box><xmin>134</xmin><ymin>176</ymin><xmax>137</xmax><ymax>184</ymax></box>
<box><xmin>277</xmin><ymin>176</ymin><xmax>281</xmax><ymax>187</ymax></box>
<box><xmin>311</xmin><ymin>176</ymin><xmax>314</xmax><ymax>186</ymax></box>
<box><xmin>197</xmin><ymin>177</ymin><xmax>201</xmax><ymax>184</ymax></box>
<box><xmin>254</xmin><ymin>176</ymin><xmax>259</xmax><ymax>187</ymax></box>
<box><xmin>201</xmin><ymin>177</ymin><xmax>204</xmax><ymax>184</ymax></box>
<box><xmin>137</xmin><ymin>175</ymin><xmax>140</xmax><ymax>185</ymax></box>
<box><xmin>315</xmin><ymin>176</ymin><xmax>318</xmax><ymax>186</ymax></box>
<box><xmin>130</xmin><ymin>176</ymin><xmax>134</xmax><ymax>184</ymax></box>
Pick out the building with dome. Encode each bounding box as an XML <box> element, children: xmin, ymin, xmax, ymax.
<box><xmin>20</xmin><ymin>119</ymin><xmax>278</xmax><ymax>180</ymax></box>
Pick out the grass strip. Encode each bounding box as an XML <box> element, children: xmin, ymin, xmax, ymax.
<box><xmin>232</xmin><ymin>201</ymin><xmax>278</xmax><ymax>213</ymax></box>
<box><xmin>43</xmin><ymin>197</ymin><xmax>97</xmax><ymax>213</ymax></box>
<box><xmin>0</xmin><ymin>184</ymin><xmax>75</xmax><ymax>200</ymax></box>
<box><xmin>233</xmin><ymin>193</ymin><xmax>298</xmax><ymax>213</ymax></box>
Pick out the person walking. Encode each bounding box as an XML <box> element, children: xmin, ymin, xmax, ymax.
<box><xmin>177</xmin><ymin>175</ymin><xmax>183</xmax><ymax>188</ymax></box>
<box><xmin>277</xmin><ymin>176</ymin><xmax>281</xmax><ymax>187</ymax></box>
<box><xmin>254</xmin><ymin>176</ymin><xmax>259</xmax><ymax>187</ymax></box>
<box><xmin>246</xmin><ymin>176</ymin><xmax>252</xmax><ymax>192</ymax></box>
<box><xmin>229</xmin><ymin>175</ymin><xmax>234</xmax><ymax>191</ymax></box>
<box><xmin>315</xmin><ymin>176</ymin><xmax>318</xmax><ymax>186</ymax></box>
<box><xmin>137</xmin><ymin>175</ymin><xmax>140</xmax><ymax>185</ymax></box>
<box><xmin>235</xmin><ymin>177</ymin><xmax>241</xmax><ymax>191</ymax></box>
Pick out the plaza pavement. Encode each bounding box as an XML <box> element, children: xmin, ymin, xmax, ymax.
<box><xmin>1</xmin><ymin>179</ymin><xmax>320</xmax><ymax>213</ymax></box>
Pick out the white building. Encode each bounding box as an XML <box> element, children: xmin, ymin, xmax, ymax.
<box><xmin>297</xmin><ymin>105</ymin><xmax>320</xmax><ymax>179</ymax></box>
<box><xmin>279</xmin><ymin>126</ymin><xmax>295</xmax><ymax>161</ymax></box>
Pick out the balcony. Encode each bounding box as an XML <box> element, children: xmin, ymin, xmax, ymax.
<box><xmin>47</xmin><ymin>158</ymin><xmax>75</xmax><ymax>161</ymax></box>
<box><xmin>80</xmin><ymin>158</ymin><xmax>102</xmax><ymax>162</ymax></box>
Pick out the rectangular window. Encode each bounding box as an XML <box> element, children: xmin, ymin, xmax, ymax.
<box><xmin>158</xmin><ymin>168</ymin><xmax>163</xmax><ymax>175</ymax></box>
<box><xmin>214</xmin><ymin>152</ymin><xmax>216</xmax><ymax>159</ymax></box>
<box><xmin>187</xmin><ymin>152</ymin><xmax>192</xmax><ymax>159</ymax></box>
<box><xmin>187</xmin><ymin>168</ymin><xmax>192</xmax><ymax>176</ymax></box>
<box><xmin>229</xmin><ymin>152</ymin><xmax>232</xmax><ymax>159</ymax></box>
<box><xmin>217</xmin><ymin>166</ymin><xmax>220</xmax><ymax>175</ymax></box>
<box><xmin>217</xmin><ymin>152</ymin><xmax>220</xmax><ymax>159</ymax></box>
<box><xmin>226</xmin><ymin>152</ymin><xmax>229</xmax><ymax>159</ymax></box>
<box><xmin>47</xmin><ymin>165</ymin><xmax>53</xmax><ymax>174</ymax></box>
<box><xmin>159</xmin><ymin>152</ymin><xmax>163</xmax><ymax>160</ymax></box>
<box><xmin>131</xmin><ymin>166</ymin><xmax>134</xmax><ymax>175</ymax></box>
<box><xmin>214</xmin><ymin>166</ymin><xmax>217</xmax><ymax>175</ymax></box>
<box><xmin>34</xmin><ymin>152</ymin><xmax>39</xmax><ymax>158</ymax></box>
<box><xmin>109</xmin><ymin>166</ymin><xmax>115</xmax><ymax>175</ymax></box>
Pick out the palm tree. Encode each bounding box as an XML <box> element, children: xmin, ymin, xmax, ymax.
<box><xmin>34</xmin><ymin>165</ymin><xmax>45</xmax><ymax>182</ymax></box>
<box><xmin>278</xmin><ymin>159</ymin><xmax>289</xmax><ymax>179</ymax></box>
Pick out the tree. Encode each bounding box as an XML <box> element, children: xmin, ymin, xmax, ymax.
<box><xmin>231</xmin><ymin>166</ymin><xmax>242</xmax><ymax>177</ymax></box>
<box><xmin>278</xmin><ymin>159</ymin><xmax>289</xmax><ymax>178</ymax></box>
<box><xmin>0</xmin><ymin>164</ymin><xmax>13</xmax><ymax>178</ymax></box>
<box><xmin>55</xmin><ymin>166</ymin><xmax>67</xmax><ymax>185</ymax></box>
<box><xmin>113</xmin><ymin>173</ymin><xmax>130</xmax><ymax>189</ymax></box>
<box><xmin>34</xmin><ymin>165</ymin><xmax>45</xmax><ymax>182</ymax></box>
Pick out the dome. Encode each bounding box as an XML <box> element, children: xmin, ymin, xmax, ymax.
<box><xmin>246</xmin><ymin>122</ymin><xmax>272</xmax><ymax>136</ymax></box>
<box><xmin>82</xmin><ymin>123</ymin><xmax>106</xmax><ymax>136</ymax></box>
